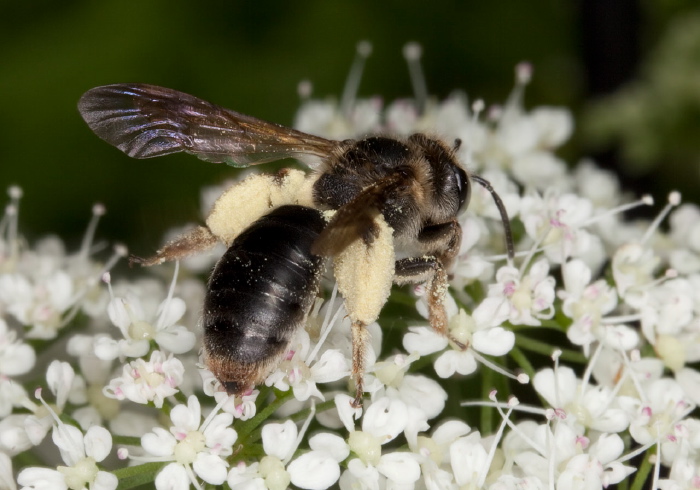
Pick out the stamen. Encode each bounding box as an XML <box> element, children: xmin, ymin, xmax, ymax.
<box><xmin>306</xmin><ymin>283</ymin><xmax>341</xmax><ymax>364</ymax></box>
<box><xmin>501</xmin><ymin>61</ymin><xmax>533</xmax><ymax>122</ymax></box>
<box><xmin>551</xmin><ymin>349</ymin><xmax>563</xmax><ymax>408</ymax></box>
<box><xmin>577</xmin><ymin>342</ymin><xmax>602</xmax><ymax>400</ymax></box>
<box><xmin>156</xmin><ymin>261</ymin><xmax>180</xmax><ymax>329</ymax></box>
<box><xmin>641</xmin><ymin>191</ymin><xmax>681</xmax><ymax>246</ymax></box>
<box><xmin>622</xmin><ymin>267</ymin><xmax>678</xmax><ymax>303</ymax></box>
<box><xmin>651</xmin><ymin>441</ymin><xmax>661</xmax><ymax>490</ymax></box>
<box><xmin>103</xmin><ymin>272</ymin><xmax>114</xmax><ymax>299</ymax></box>
<box><xmin>600</xmin><ymin>313</ymin><xmax>643</xmax><ymax>325</ymax></box>
<box><xmin>579</xmin><ymin>195</ymin><xmax>654</xmax><ymax>228</ymax></box>
<box><xmin>101</xmin><ymin>244</ymin><xmax>129</xmax><ymax>275</ymax></box>
<box><xmin>470</xmin><ymin>349</ymin><xmax>525</xmax><ymax>382</ymax></box>
<box><xmin>297</xmin><ymin>80</ymin><xmax>313</xmax><ymax>100</ymax></box>
<box><xmin>284</xmin><ymin>400</ymin><xmax>316</xmax><ymax>466</ymax></box>
<box><xmin>34</xmin><ymin>388</ymin><xmax>62</xmax><ymax>426</ymax></box>
<box><xmin>59</xmin><ymin>245</ymin><xmax>128</xmax><ymax>329</ymax></box>
<box><xmin>403</xmin><ymin>42</ymin><xmax>428</xmax><ymax>115</ymax></box>
<box><xmin>491</xmin><ymin>392</ymin><xmax>547</xmax><ymax>455</ymax></box>
<box><xmin>185</xmin><ymin>464</ymin><xmax>204</xmax><ymax>490</ymax></box>
<box><xmin>619</xmin><ymin>349</ymin><xmax>649</xmax><ymax>405</ymax></box>
<box><xmin>5</xmin><ymin>186</ymin><xmax>23</xmax><ymax>259</ymax></box>
<box><xmin>518</xmin><ymin>221</ymin><xmax>555</xmax><ymax>277</ymax></box>
<box><xmin>460</xmin><ymin>100</ymin><xmax>485</xmax><ymax>169</ymax></box>
<box><xmin>80</xmin><ymin>203</ymin><xmax>106</xmax><ymax>258</ymax></box>
<box><xmin>547</xmin><ymin>422</ymin><xmax>556</xmax><ymax>489</ymax></box>
<box><xmin>340</xmin><ymin>41</ymin><xmax>372</xmax><ymax>117</ymax></box>
<box><xmin>478</xmin><ymin>395</ymin><xmax>517</xmax><ymax>487</ymax></box>
<box><xmin>461</xmin><ymin>399</ymin><xmax>550</xmax><ymax>418</ymax></box>
<box><xmin>200</xmin><ymin>393</ymin><xmax>231</xmax><ymax>432</ymax></box>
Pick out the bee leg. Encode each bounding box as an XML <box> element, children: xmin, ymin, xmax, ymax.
<box><xmin>130</xmin><ymin>226</ymin><xmax>218</xmax><ymax>267</ymax></box>
<box><xmin>351</xmin><ymin>320</ymin><xmax>369</xmax><ymax>407</ymax></box>
<box><xmin>414</xmin><ymin>219</ymin><xmax>462</xmax><ymax>269</ymax></box>
<box><xmin>394</xmin><ymin>256</ymin><xmax>467</xmax><ymax>350</ymax></box>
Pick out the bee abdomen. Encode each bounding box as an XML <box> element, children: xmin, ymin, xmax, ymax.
<box><xmin>203</xmin><ymin>205</ymin><xmax>326</xmax><ymax>395</ymax></box>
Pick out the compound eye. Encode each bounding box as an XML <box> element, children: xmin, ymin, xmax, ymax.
<box><xmin>455</xmin><ymin>166</ymin><xmax>471</xmax><ymax>211</ymax></box>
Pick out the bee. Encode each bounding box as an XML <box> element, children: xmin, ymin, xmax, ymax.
<box><xmin>78</xmin><ymin>83</ymin><xmax>514</xmax><ymax>407</ymax></box>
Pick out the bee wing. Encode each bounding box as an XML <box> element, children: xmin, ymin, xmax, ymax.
<box><xmin>78</xmin><ymin>83</ymin><xmax>337</xmax><ymax>168</ymax></box>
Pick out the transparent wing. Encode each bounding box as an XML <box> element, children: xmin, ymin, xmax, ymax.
<box><xmin>78</xmin><ymin>83</ymin><xmax>337</xmax><ymax>168</ymax></box>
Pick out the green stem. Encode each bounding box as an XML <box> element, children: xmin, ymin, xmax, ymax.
<box><xmin>630</xmin><ymin>449</ymin><xmax>654</xmax><ymax>490</ymax></box>
<box><xmin>509</xmin><ymin>346</ymin><xmax>535</xmax><ymax>380</ymax></box>
<box><xmin>514</xmin><ymin>335</ymin><xmax>586</xmax><ymax>364</ymax></box>
<box><xmin>112</xmin><ymin>435</ymin><xmax>142</xmax><ymax>446</ymax></box>
<box><xmin>236</xmin><ymin>390</ymin><xmax>293</xmax><ymax>443</ymax></box>
<box><xmin>113</xmin><ymin>462</ymin><xmax>166</xmax><ymax>489</ymax></box>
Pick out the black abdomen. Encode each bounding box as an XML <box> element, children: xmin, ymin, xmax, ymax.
<box><xmin>203</xmin><ymin>205</ymin><xmax>326</xmax><ymax>392</ymax></box>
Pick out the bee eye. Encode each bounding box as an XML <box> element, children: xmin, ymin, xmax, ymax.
<box><xmin>455</xmin><ymin>166</ymin><xmax>471</xmax><ymax>211</ymax></box>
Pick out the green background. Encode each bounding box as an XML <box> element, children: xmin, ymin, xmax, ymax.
<box><xmin>0</xmin><ymin>1</ymin><xmax>694</xmax><ymax>255</ymax></box>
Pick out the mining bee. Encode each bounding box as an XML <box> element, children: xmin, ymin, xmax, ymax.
<box><xmin>78</xmin><ymin>83</ymin><xmax>514</xmax><ymax>407</ymax></box>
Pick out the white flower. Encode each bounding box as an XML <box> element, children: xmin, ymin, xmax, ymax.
<box><xmin>0</xmin><ymin>317</ymin><xmax>35</xmax><ymax>377</ymax></box>
<box><xmin>201</xmin><ymin>368</ymin><xmax>259</xmax><ymax>421</ymax></box>
<box><xmin>288</xmin><ymin>433</ymin><xmax>346</xmax><ymax>490</ymax></box>
<box><xmin>141</xmin><ymin>395</ymin><xmax>237</xmax><ymax>489</ymax></box>
<box><xmin>520</xmin><ymin>190</ymin><xmax>599</xmax><ymax>265</ymax></box>
<box><xmin>477</xmin><ymin>258</ymin><xmax>555</xmax><ymax>327</ymax></box>
<box><xmin>0</xmin><ymin>202</ymin><xmax>117</xmax><ymax>338</ymax></box>
<box><xmin>0</xmin><ymin>271</ymin><xmax>74</xmax><ymax>339</ymax></box>
<box><xmin>629</xmin><ymin>378</ymin><xmax>693</xmax><ymax>445</ymax></box>
<box><xmin>96</xmin><ymin>267</ymin><xmax>196</xmax><ymax>360</ymax></box>
<box><xmin>265</xmin><ymin>328</ymin><xmax>349</xmax><ymax>402</ymax></box>
<box><xmin>450</xmin><ymin>432</ymin><xmax>490</xmax><ymax>487</ymax></box>
<box><xmin>640</xmin><ymin>278</ymin><xmax>697</xmax><ymax>371</ymax></box>
<box><xmin>334</xmin><ymin>395</ymin><xmax>422</xmax><ymax>489</ymax></box>
<box><xmin>231</xmin><ymin>418</ymin><xmax>346</xmax><ymax>490</ymax></box>
<box><xmin>559</xmin><ymin>259</ymin><xmax>638</xmax><ymax>355</ymax></box>
<box><xmin>556</xmin><ymin>433</ymin><xmax>635</xmax><ymax>488</ymax></box>
<box><xmin>409</xmin><ymin>419</ymin><xmax>474</xmax><ymax>489</ymax></box>
<box><xmin>103</xmin><ymin>350</ymin><xmax>184</xmax><ymax>408</ymax></box>
<box><xmin>533</xmin><ymin>366</ymin><xmax>632</xmax><ymax>433</ymax></box>
<box><xmin>612</xmin><ymin>243</ymin><xmax>660</xmax><ymax>306</ymax></box>
<box><xmin>23</xmin><ymin>361</ymin><xmax>80</xmax><ymax>446</ymax></box>
<box><xmin>404</xmin><ymin>294</ymin><xmax>514</xmax><ymax>381</ymax></box>
<box><xmin>17</xmin><ymin>394</ymin><xmax>116</xmax><ymax>490</ymax></box>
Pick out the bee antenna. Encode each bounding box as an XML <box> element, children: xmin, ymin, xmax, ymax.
<box><xmin>470</xmin><ymin>174</ymin><xmax>515</xmax><ymax>263</ymax></box>
<box><xmin>340</xmin><ymin>41</ymin><xmax>372</xmax><ymax>117</ymax></box>
<box><xmin>403</xmin><ymin>42</ymin><xmax>428</xmax><ymax>116</ymax></box>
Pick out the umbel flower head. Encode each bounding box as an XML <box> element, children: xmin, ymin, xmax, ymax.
<box><xmin>3</xmin><ymin>42</ymin><xmax>700</xmax><ymax>490</ymax></box>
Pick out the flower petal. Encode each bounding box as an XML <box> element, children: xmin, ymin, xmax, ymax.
<box><xmin>472</xmin><ymin>327</ymin><xmax>515</xmax><ymax>356</ymax></box>
<box><xmin>377</xmin><ymin>452</ymin><xmax>421</xmax><ymax>485</ymax></box>
<box><xmin>262</xmin><ymin>420</ymin><xmax>297</xmax><ymax>460</ymax></box>
<box><xmin>155</xmin><ymin>463</ymin><xmax>189</xmax><ymax>490</ymax></box>
<box><xmin>84</xmin><ymin>426</ymin><xmax>112</xmax><ymax>462</ymax></box>
<box><xmin>288</xmin><ymin>451</ymin><xmax>340</xmax><ymax>490</ymax></box>
<box><xmin>194</xmin><ymin>452</ymin><xmax>228</xmax><ymax>485</ymax></box>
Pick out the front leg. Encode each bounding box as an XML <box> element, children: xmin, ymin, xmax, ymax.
<box><xmin>415</xmin><ymin>220</ymin><xmax>462</xmax><ymax>269</ymax></box>
<box><xmin>394</xmin><ymin>256</ymin><xmax>465</xmax><ymax>349</ymax></box>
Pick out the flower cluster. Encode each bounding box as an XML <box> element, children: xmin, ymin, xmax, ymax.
<box><xmin>3</xmin><ymin>42</ymin><xmax>700</xmax><ymax>490</ymax></box>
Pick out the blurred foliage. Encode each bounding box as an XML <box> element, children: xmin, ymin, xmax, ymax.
<box><xmin>0</xmin><ymin>0</ymin><xmax>576</xmax><ymax>253</ymax></box>
<box><xmin>3</xmin><ymin>0</ymin><xmax>700</xmax><ymax>256</ymax></box>
<box><xmin>582</xmin><ymin>7</ymin><xmax>700</xmax><ymax>200</ymax></box>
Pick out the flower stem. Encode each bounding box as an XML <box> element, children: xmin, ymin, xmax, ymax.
<box><xmin>111</xmin><ymin>461</ymin><xmax>166</xmax><ymax>489</ymax></box>
<box><xmin>236</xmin><ymin>389</ymin><xmax>293</xmax><ymax>443</ymax></box>
<box><xmin>514</xmin><ymin>335</ymin><xmax>586</xmax><ymax>364</ymax></box>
